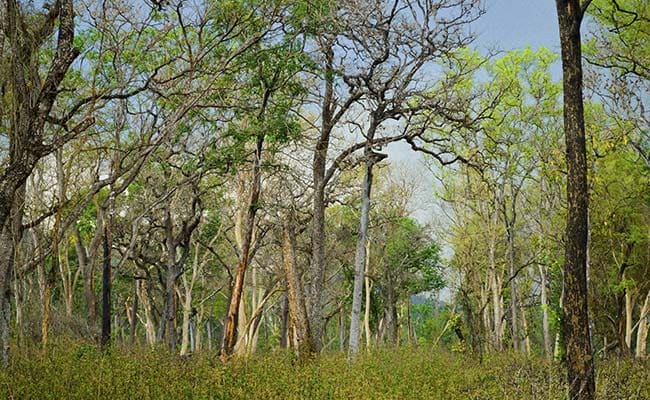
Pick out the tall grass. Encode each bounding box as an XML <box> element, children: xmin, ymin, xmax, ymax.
<box><xmin>1</xmin><ymin>341</ymin><xmax>648</xmax><ymax>399</ymax></box>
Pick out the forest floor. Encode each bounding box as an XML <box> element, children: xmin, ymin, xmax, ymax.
<box><xmin>2</xmin><ymin>342</ymin><xmax>648</xmax><ymax>399</ymax></box>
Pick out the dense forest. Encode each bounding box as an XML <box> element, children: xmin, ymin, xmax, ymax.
<box><xmin>0</xmin><ymin>0</ymin><xmax>648</xmax><ymax>398</ymax></box>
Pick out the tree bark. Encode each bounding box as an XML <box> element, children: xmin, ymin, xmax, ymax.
<box><xmin>221</xmin><ymin>136</ymin><xmax>263</xmax><ymax>359</ymax></box>
<box><xmin>100</xmin><ymin>214</ymin><xmax>112</xmax><ymax>351</ymax></box>
<box><xmin>635</xmin><ymin>290</ymin><xmax>650</xmax><ymax>359</ymax></box>
<box><xmin>130</xmin><ymin>280</ymin><xmax>138</xmax><ymax>345</ymax></box>
<box><xmin>624</xmin><ymin>288</ymin><xmax>635</xmax><ymax>351</ymax></box>
<box><xmin>307</xmin><ymin>43</ymin><xmax>335</xmax><ymax>353</ymax></box>
<box><xmin>555</xmin><ymin>0</ymin><xmax>595</xmax><ymax>398</ymax></box>
<box><xmin>138</xmin><ymin>280</ymin><xmax>156</xmax><ymax>345</ymax></box>
<box><xmin>349</xmin><ymin>157</ymin><xmax>375</xmax><ymax>357</ymax></box>
<box><xmin>0</xmin><ymin>219</ymin><xmax>15</xmax><ymax>368</ymax></box>
<box><xmin>539</xmin><ymin>264</ymin><xmax>552</xmax><ymax>359</ymax></box>
<box><xmin>507</xmin><ymin>224</ymin><xmax>519</xmax><ymax>351</ymax></box>
<box><xmin>364</xmin><ymin>241</ymin><xmax>373</xmax><ymax>350</ymax></box>
<box><xmin>282</xmin><ymin>219</ymin><xmax>315</xmax><ymax>357</ymax></box>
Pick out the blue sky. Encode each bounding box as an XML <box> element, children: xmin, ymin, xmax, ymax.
<box><xmin>388</xmin><ymin>1</ymin><xmax>565</xmax><ymax>227</ymax></box>
<box><xmin>473</xmin><ymin>0</ymin><xmax>561</xmax><ymax>53</ymax></box>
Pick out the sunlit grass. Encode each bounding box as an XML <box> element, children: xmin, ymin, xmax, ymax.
<box><xmin>2</xmin><ymin>340</ymin><xmax>648</xmax><ymax>399</ymax></box>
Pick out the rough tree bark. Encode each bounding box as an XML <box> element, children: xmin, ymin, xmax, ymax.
<box><xmin>555</xmin><ymin>0</ymin><xmax>596</xmax><ymax>398</ymax></box>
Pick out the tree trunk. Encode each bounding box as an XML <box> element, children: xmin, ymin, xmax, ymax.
<box><xmin>635</xmin><ymin>290</ymin><xmax>650</xmax><ymax>359</ymax></box>
<box><xmin>488</xmin><ymin>204</ymin><xmax>503</xmax><ymax>350</ymax></box>
<box><xmin>0</xmin><ymin>221</ymin><xmax>14</xmax><ymax>368</ymax></box>
<box><xmin>554</xmin><ymin>286</ymin><xmax>565</xmax><ymax>361</ymax></box>
<box><xmin>539</xmin><ymin>264</ymin><xmax>552</xmax><ymax>359</ymax></box>
<box><xmin>280</xmin><ymin>293</ymin><xmax>289</xmax><ymax>349</ymax></box>
<box><xmin>1</xmin><ymin>0</ymin><xmax>78</xmax><ymax>365</ymax></box>
<box><xmin>384</xmin><ymin>283</ymin><xmax>398</xmax><ymax>344</ymax></box>
<box><xmin>624</xmin><ymin>288</ymin><xmax>634</xmax><ymax>351</ymax></box>
<box><xmin>508</xmin><ymin>243</ymin><xmax>519</xmax><ymax>351</ymax></box>
<box><xmin>41</xmin><ymin>214</ymin><xmax>59</xmax><ymax>349</ymax></box>
<box><xmin>306</xmin><ymin>43</ymin><xmax>336</xmax><ymax>353</ymax></box>
<box><xmin>221</xmin><ymin>136</ymin><xmax>263</xmax><ymax>359</ymax></box>
<box><xmin>138</xmin><ymin>280</ymin><xmax>156</xmax><ymax>345</ymax></box>
<box><xmin>158</xmin><ymin>229</ymin><xmax>180</xmax><ymax>351</ymax></box>
<box><xmin>100</xmin><ymin>219</ymin><xmax>112</xmax><ymax>351</ymax></box>
<box><xmin>349</xmin><ymin>158</ymin><xmax>375</xmax><ymax>357</ymax></box>
<box><xmin>364</xmin><ymin>242</ymin><xmax>373</xmax><ymax>350</ymax></box>
<box><xmin>73</xmin><ymin>218</ymin><xmax>101</xmax><ymax>328</ymax></box>
<box><xmin>282</xmin><ymin>220</ymin><xmax>315</xmax><ymax>357</ymax></box>
<box><xmin>520</xmin><ymin>300</ymin><xmax>531</xmax><ymax>356</ymax></box>
<box><xmin>130</xmin><ymin>280</ymin><xmax>138</xmax><ymax>345</ymax></box>
<box><xmin>555</xmin><ymin>1</ymin><xmax>595</xmax><ymax>397</ymax></box>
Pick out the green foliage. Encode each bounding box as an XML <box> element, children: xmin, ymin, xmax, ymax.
<box><xmin>2</xmin><ymin>342</ymin><xmax>648</xmax><ymax>399</ymax></box>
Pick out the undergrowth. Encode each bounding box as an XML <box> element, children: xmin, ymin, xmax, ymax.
<box><xmin>1</xmin><ymin>341</ymin><xmax>648</xmax><ymax>399</ymax></box>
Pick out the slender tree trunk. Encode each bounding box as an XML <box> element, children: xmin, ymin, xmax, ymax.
<box><xmin>506</xmin><ymin>221</ymin><xmax>519</xmax><ymax>351</ymax></box>
<box><xmin>41</xmin><ymin>213</ymin><xmax>60</xmax><ymax>349</ymax></box>
<box><xmin>364</xmin><ymin>243</ymin><xmax>373</xmax><ymax>350</ymax></box>
<box><xmin>280</xmin><ymin>293</ymin><xmax>289</xmax><ymax>349</ymax></box>
<box><xmin>130</xmin><ymin>280</ymin><xmax>138</xmax><ymax>345</ymax></box>
<box><xmin>221</xmin><ymin>136</ymin><xmax>263</xmax><ymax>359</ymax></box>
<box><xmin>554</xmin><ymin>286</ymin><xmax>565</xmax><ymax>361</ymax></box>
<box><xmin>505</xmin><ymin>181</ymin><xmax>527</xmax><ymax>353</ymax></box>
<box><xmin>521</xmin><ymin>300</ymin><xmax>531</xmax><ymax>356</ymax></box>
<box><xmin>100</xmin><ymin>217</ymin><xmax>112</xmax><ymax>351</ymax></box>
<box><xmin>490</xmin><ymin>266</ymin><xmax>503</xmax><ymax>351</ymax></box>
<box><xmin>624</xmin><ymin>289</ymin><xmax>635</xmax><ymax>351</ymax></box>
<box><xmin>488</xmin><ymin>203</ymin><xmax>503</xmax><ymax>350</ymax></box>
<box><xmin>539</xmin><ymin>264</ymin><xmax>552</xmax><ymax>359</ymax></box>
<box><xmin>349</xmin><ymin>157</ymin><xmax>375</xmax><ymax>357</ymax></box>
<box><xmin>406</xmin><ymin>296</ymin><xmax>415</xmax><ymax>345</ymax></box>
<box><xmin>555</xmin><ymin>1</ymin><xmax>595</xmax><ymax>397</ymax></box>
<box><xmin>384</xmin><ymin>283</ymin><xmax>398</xmax><ymax>344</ymax></box>
<box><xmin>307</xmin><ymin>44</ymin><xmax>337</xmax><ymax>353</ymax></box>
<box><xmin>180</xmin><ymin>281</ymin><xmax>194</xmax><ymax>355</ymax></box>
<box><xmin>481</xmin><ymin>280</ymin><xmax>491</xmax><ymax>344</ymax></box>
<box><xmin>0</xmin><ymin>222</ymin><xmax>14</xmax><ymax>368</ymax></box>
<box><xmin>157</xmin><ymin>204</ymin><xmax>180</xmax><ymax>351</ymax></box>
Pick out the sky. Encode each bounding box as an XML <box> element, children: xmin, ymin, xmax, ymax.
<box><xmin>387</xmin><ymin>0</ymin><xmax>564</xmax><ymax>228</ymax></box>
<box><xmin>473</xmin><ymin>0</ymin><xmax>561</xmax><ymax>53</ymax></box>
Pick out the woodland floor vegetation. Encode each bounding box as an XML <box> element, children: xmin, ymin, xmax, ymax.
<box><xmin>1</xmin><ymin>1</ymin><xmax>648</xmax><ymax>400</ymax></box>
<box><xmin>2</xmin><ymin>340</ymin><xmax>649</xmax><ymax>400</ymax></box>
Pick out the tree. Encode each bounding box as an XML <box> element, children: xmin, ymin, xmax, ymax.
<box><xmin>554</xmin><ymin>0</ymin><xmax>596</xmax><ymax>398</ymax></box>
<box><xmin>0</xmin><ymin>0</ymin><xmax>81</xmax><ymax>367</ymax></box>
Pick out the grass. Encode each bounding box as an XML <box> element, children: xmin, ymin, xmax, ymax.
<box><xmin>1</xmin><ymin>341</ymin><xmax>648</xmax><ymax>399</ymax></box>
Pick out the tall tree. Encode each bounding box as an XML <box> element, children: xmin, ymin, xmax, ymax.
<box><xmin>554</xmin><ymin>0</ymin><xmax>595</xmax><ymax>398</ymax></box>
<box><xmin>0</xmin><ymin>0</ymin><xmax>80</xmax><ymax>367</ymax></box>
